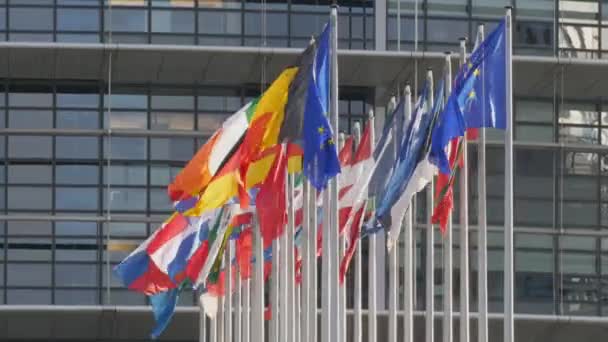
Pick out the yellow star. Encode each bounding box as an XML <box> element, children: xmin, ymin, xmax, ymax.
<box><xmin>468</xmin><ymin>90</ymin><xmax>476</xmax><ymax>99</ymax></box>
<box><xmin>318</xmin><ymin>126</ymin><xmax>325</xmax><ymax>134</ymax></box>
<box><xmin>327</xmin><ymin>139</ymin><xmax>334</xmax><ymax>145</ymax></box>
<box><xmin>473</xmin><ymin>68</ymin><xmax>480</xmax><ymax>77</ymax></box>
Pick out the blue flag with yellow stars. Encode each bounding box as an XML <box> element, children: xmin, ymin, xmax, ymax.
<box><xmin>450</xmin><ymin>18</ymin><xmax>507</xmax><ymax>130</ymax></box>
<box><xmin>302</xmin><ymin>24</ymin><xmax>341</xmax><ymax>190</ymax></box>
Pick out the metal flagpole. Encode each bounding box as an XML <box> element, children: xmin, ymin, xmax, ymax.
<box><xmin>296</xmin><ymin>279</ymin><xmax>301</xmax><ymax>342</ymax></box>
<box><xmin>252</xmin><ymin>213</ymin><xmax>264</xmax><ymax>342</ymax></box>
<box><xmin>475</xmin><ymin>23</ymin><xmax>488</xmax><ymax>342</ymax></box>
<box><xmin>287</xmin><ymin>173</ymin><xmax>296</xmax><ymax>342</ymax></box>
<box><xmin>338</xmin><ymin>132</ymin><xmax>347</xmax><ymax>342</ymax></box>
<box><xmin>353</xmin><ymin>121</ymin><xmax>363</xmax><ymax>342</ymax></box>
<box><xmin>242</xmin><ymin>276</ymin><xmax>250</xmax><ymax>342</ymax></box>
<box><xmin>368</xmin><ymin>108</ymin><xmax>377</xmax><ymax>342</ymax></box>
<box><xmin>443</xmin><ymin>52</ymin><xmax>454</xmax><ymax>342</ymax></box>
<box><xmin>403</xmin><ymin>84</ymin><xmax>414</xmax><ymax>342</ymax></box>
<box><xmin>504</xmin><ymin>7</ymin><xmax>515</xmax><ymax>342</ymax></box>
<box><xmin>425</xmin><ymin>69</ymin><xmax>435</xmax><ymax>342</ymax></box>
<box><xmin>280</xmin><ymin>169</ymin><xmax>289</xmax><ymax>342</ymax></box>
<box><xmin>458</xmin><ymin>38</ymin><xmax>470</xmax><ymax>342</ymax></box>
<box><xmin>310</xmin><ymin>187</ymin><xmax>318</xmax><ymax>342</ymax></box>
<box><xmin>388</xmin><ymin>95</ymin><xmax>398</xmax><ymax>342</ymax></box>
<box><xmin>270</xmin><ymin>237</ymin><xmax>280</xmax><ymax>342</ymax></box>
<box><xmin>218</xmin><ymin>274</ymin><xmax>225</xmax><ymax>342</ymax></box>
<box><xmin>235</xmin><ymin>257</ymin><xmax>242</xmax><ymax>342</ymax></box>
<box><xmin>210</xmin><ymin>309</ymin><xmax>217</xmax><ymax>342</ymax></box>
<box><xmin>330</xmin><ymin>5</ymin><xmax>341</xmax><ymax>342</ymax></box>
<box><xmin>200</xmin><ymin>298</ymin><xmax>207</xmax><ymax>342</ymax></box>
<box><xmin>302</xmin><ymin>179</ymin><xmax>311</xmax><ymax>342</ymax></box>
<box><xmin>225</xmin><ymin>242</ymin><xmax>233</xmax><ymax>342</ymax></box>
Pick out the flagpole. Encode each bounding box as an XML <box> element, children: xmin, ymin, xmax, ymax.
<box><xmin>443</xmin><ymin>51</ymin><xmax>454</xmax><ymax>342</ymax></box>
<box><xmin>287</xmin><ymin>173</ymin><xmax>296</xmax><ymax>342</ymax></box>
<box><xmin>475</xmin><ymin>22</ymin><xmax>488</xmax><ymax>342</ymax></box>
<box><xmin>252</xmin><ymin>213</ymin><xmax>263</xmax><ymax>342</ymax></box>
<box><xmin>225</xmin><ymin>242</ymin><xmax>233</xmax><ymax>342</ymax></box>
<box><xmin>424</xmin><ymin>68</ymin><xmax>435</xmax><ymax>342</ymax></box>
<box><xmin>310</xmin><ymin>187</ymin><xmax>318</xmax><ymax>342</ymax></box>
<box><xmin>504</xmin><ymin>7</ymin><xmax>515</xmax><ymax>342</ymax></box>
<box><xmin>280</xmin><ymin>169</ymin><xmax>290</xmax><ymax>342</ymax></box>
<box><xmin>388</xmin><ymin>96</ymin><xmax>398</xmax><ymax>342</ymax></box>
<box><xmin>270</xmin><ymin>236</ymin><xmax>280</xmax><ymax>342</ymax></box>
<box><xmin>242</xmin><ymin>273</ymin><xmax>250</xmax><ymax>342</ymax></box>
<box><xmin>352</xmin><ymin>121</ymin><xmax>363</xmax><ymax>342</ymax></box>
<box><xmin>217</xmin><ymin>278</ymin><xmax>225</xmax><ymax>342</ymax></box>
<box><xmin>458</xmin><ymin>37</ymin><xmax>470</xmax><ymax>342</ymax></box>
<box><xmin>402</xmin><ymin>84</ymin><xmax>414</xmax><ymax>342</ymax></box>
<box><xmin>328</xmin><ymin>5</ymin><xmax>341</xmax><ymax>342</ymax></box>
<box><xmin>368</xmin><ymin>108</ymin><xmax>378</xmax><ymax>342</ymax></box>
<box><xmin>235</xmin><ymin>257</ymin><xmax>242</xmax><ymax>342</ymax></box>
<box><xmin>302</xmin><ymin>179</ymin><xmax>311</xmax><ymax>342</ymax></box>
<box><xmin>339</xmin><ymin>133</ymin><xmax>347</xmax><ymax>342</ymax></box>
<box><xmin>210</xmin><ymin>307</ymin><xmax>217</xmax><ymax>342</ymax></box>
<box><xmin>200</xmin><ymin>298</ymin><xmax>207</xmax><ymax>342</ymax></box>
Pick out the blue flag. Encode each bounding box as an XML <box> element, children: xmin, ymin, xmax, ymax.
<box><xmin>302</xmin><ymin>24</ymin><xmax>341</xmax><ymax>190</ymax></box>
<box><xmin>451</xmin><ymin>19</ymin><xmax>507</xmax><ymax>130</ymax></box>
<box><xmin>150</xmin><ymin>287</ymin><xmax>180</xmax><ymax>339</ymax></box>
<box><xmin>375</xmin><ymin>81</ymin><xmax>434</xmax><ymax>230</ymax></box>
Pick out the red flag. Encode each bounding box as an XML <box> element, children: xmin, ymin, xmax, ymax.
<box><xmin>432</xmin><ymin>137</ymin><xmax>461</xmax><ymax>235</ymax></box>
<box><xmin>235</xmin><ymin>227</ymin><xmax>254</xmax><ymax>280</ymax></box>
<box><xmin>338</xmin><ymin>203</ymin><xmax>366</xmax><ymax>284</ymax></box>
<box><xmin>257</xmin><ymin>144</ymin><xmax>287</xmax><ymax>249</ymax></box>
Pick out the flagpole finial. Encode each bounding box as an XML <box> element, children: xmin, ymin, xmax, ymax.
<box><xmin>331</xmin><ymin>0</ymin><xmax>338</xmax><ymax>8</ymax></box>
<box><xmin>459</xmin><ymin>37</ymin><xmax>467</xmax><ymax>42</ymax></box>
<box><xmin>504</xmin><ymin>5</ymin><xmax>513</xmax><ymax>9</ymax></box>
<box><xmin>368</xmin><ymin>108</ymin><xmax>374</xmax><ymax>120</ymax></box>
<box><xmin>444</xmin><ymin>51</ymin><xmax>452</xmax><ymax>55</ymax></box>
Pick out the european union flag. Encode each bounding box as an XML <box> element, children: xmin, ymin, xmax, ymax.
<box><xmin>452</xmin><ymin>19</ymin><xmax>507</xmax><ymax>130</ymax></box>
<box><xmin>302</xmin><ymin>24</ymin><xmax>341</xmax><ymax>190</ymax></box>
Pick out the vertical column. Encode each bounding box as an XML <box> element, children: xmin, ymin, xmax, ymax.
<box><xmin>425</xmin><ymin>69</ymin><xmax>435</xmax><ymax>342</ymax></box>
<box><xmin>443</xmin><ymin>52</ymin><xmax>453</xmax><ymax>342</ymax></box>
<box><xmin>353</xmin><ymin>121</ymin><xmax>363</xmax><ymax>342</ymax></box>
<box><xmin>402</xmin><ymin>85</ymin><xmax>414</xmax><ymax>342</ymax></box>
<box><xmin>375</xmin><ymin>0</ymin><xmax>387</xmax><ymax>51</ymax></box>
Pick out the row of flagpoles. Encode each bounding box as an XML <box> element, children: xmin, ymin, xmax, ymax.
<box><xmin>113</xmin><ymin>4</ymin><xmax>515</xmax><ymax>342</ymax></box>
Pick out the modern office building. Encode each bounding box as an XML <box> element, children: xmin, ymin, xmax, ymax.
<box><xmin>0</xmin><ymin>0</ymin><xmax>608</xmax><ymax>341</ymax></box>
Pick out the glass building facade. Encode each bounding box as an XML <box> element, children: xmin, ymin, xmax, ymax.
<box><xmin>1</xmin><ymin>0</ymin><xmax>608</xmax><ymax>331</ymax></box>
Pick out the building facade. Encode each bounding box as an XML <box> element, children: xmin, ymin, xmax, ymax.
<box><xmin>0</xmin><ymin>0</ymin><xmax>608</xmax><ymax>341</ymax></box>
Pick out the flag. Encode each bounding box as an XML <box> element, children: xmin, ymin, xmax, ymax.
<box><xmin>257</xmin><ymin>144</ymin><xmax>288</xmax><ymax>248</ymax></box>
<box><xmin>375</xmin><ymin>81</ymin><xmax>438</xmax><ymax>250</ymax></box>
<box><xmin>167</xmin><ymin>101</ymin><xmax>253</xmax><ymax>201</ymax></box>
<box><xmin>149</xmin><ymin>285</ymin><xmax>183</xmax><ymax>339</ymax></box>
<box><xmin>448</xmin><ymin>19</ymin><xmax>507</xmax><ymax>131</ymax></box>
<box><xmin>283</xmin><ymin>24</ymin><xmax>340</xmax><ymax>190</ymax></box>
<box><xmin>338</xmin><ymin>121</ymin><xmax>373</xmax><ymax>282</ymax></box>
<box><xmin>338</xmin><ymin>136</ymin><xmax>355</xmax><ymax>233</ymax></box>
<box><xmin>432</xmin><ymin>137</ymin><xmax>461</xmax><ymax>234</ymax></box>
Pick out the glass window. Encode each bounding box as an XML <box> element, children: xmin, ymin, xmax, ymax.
<box><xmin>56</xmin><ymin>221</ymin><xmax>98</xmax><ymax>236</ymax></box>
<box><xmin>515</xmin><ymin>199</ymin><xmax>553</xmax><ymax>226</ymax></box>
<box><xmin>563</xmin><ymin>151</ymin><xmax>598</xmax><ymax>175</ymax></box>
<box><xmin>9</xmin><ymin>7</ymin><xmax>53</xmax><ymax>31</ymax></box>
<box><xmin>150</xmin><ymin>165</ymin><xmax>181</xmax><ymax>185</ymax></box>
<box><xmin>9</xmin><ymin>92</ymin><xmax>47</xmax><ymax>111</ymax></box>
<box><xmin>106</xmin><ymin>164</ymin><xmax>147</xmax><ymax>186</ymax></box>
<box><xmin>516</xmin><ymin>125</ymin><xmax>554</xmax><ymax>142</ymax></box>
<box><xmin>56</xmin><ymin>187</ymin><xmax>99</xmax><ymax>211</ymax></box>
<box><xmin>560</xmin><ymin>103</ymin><xmax>598</xmax><ymax>125</ymax></box>
<box><xmin>8</xmin><ymin>136</ymin><xmax>52</xmax><ymax>159</ymax></box>
<box><xmin>518</xmin><ymin>0</ymin><xmax>555</xmax><ymax>21</ymax></box>
<box><xmin>151</xmin><ymin>111</ymin><xmax>194</xmax><ymax>130</ymax></box>
<box><xmin>105</xmin><ymin>222</ymin><xmax>147</xmax><ymax>237</ymax></box>
<box><xmin>57</xmin><ymin>93</ymin><xmax>99</xmax><ymax>108</ymax></box>
<box><xmin>562</xmin><ymin>252</ymin><xmax>596</xmax><ymax>274</ymax></box>
<box><xmin>427</xmin><ymin>0</ymin><xmax>468</xmax><ymax>17</ymax></box>
<box><xmin>56</xmin><ymin>137</ymin><xmax>100</xmax><ymax>159</ymax></box>
<box><xmin>0</xmin><ymin>8</ymin><xmax>6</xmax><ymax>31</ymax></box>
<box><xmin>105</xmin><ymin>137</ymin><xmax>147</xmax><ymax>160</ymax></box>
<box><xmin>105</xmin><ymin>8</ymin><xmax>148</xmax><ymax>32</ymax></box>
<box><xmin>559</xmin><ymin>25</ymin><xmax>599</xmax><ymax>50</ymax></box>
<box><xmin>151</xmin><ymin>9</ymin><xmax>195</xmax><ymax>33</ymax></box>
<box><xmin>560</xmin><ymin>0</ymin><xmax>598</xmax><ymax>24</ymax></box>
<box><xmin>105</xmin><ymin>187</ymin><xmax>147</xmax><ymax>211</ymax></box>
<box><xmin>55</xmin><ymin>289</ymin><xmax>99</xmax><ymax>305</ymax></box>
<box><xmin>7</xmin><ymin>263</ymin><xmax>52</xmax><ymax>286</ymax></box>
<box><xmin>9</xmin><ymin>109</ymin><xmax>52</xmax><ymax>129</ymax></box>
<box><xmin>197</xmin><ymin>113</ymin><xmax>229</xmax><ymax>135</ymax></box>
<box><xmin>7</xmin><ymin>220</ymin><xmax>52</xmax><ymax>236</ymax></box>
<box><xmin>197</xmin><ymin>94</ymin><xmax>241</xmax><ymax>111</ymax></box>
<box><xmin>7</xmin><ymin>186</ymin><xmax>52</xmax><ymax>210</ymax></box>
<box><xmin>426</xmin><ymin>19</ymin><xmax>468</xmax><ymax>43</ymax></box>
<box><xmin>106</xmin><ymin>111</ymin><xmax>147</xmax><ymax>129</ymax></box>
<box><xmin>563</xmin><ymin>176</ymin><xmax>598</xmax><ymax>200</ymax></box>
<box><xmin>198</xmin><ymin>9</ymin><xmax>241</xmax><ymax>35</ymax></box>
<box><xmin>150</xmin><ymin>188</ymin><xmax>172</xmax><ymax>211</ymax></box>
<box><xmin>56</xmin><ymin>238</ymin><xmax>98</xmax><ymax>261</ymax></box>
<box><xmin>105</xmin><ymin>93</ymin><xmax>147</xmax><ymax>109</ymax></box>
<box><xmin>560</xmin><ymin>236</ymin><xmax>596</xmax><ymax>250</ymax></box>
<box><xmin>562</xmin><ymin>201</ymin><xmax>598</xmax><ymax>227</ymax></box>
<box><xmin>150</xmin><ymin>94</ymin><xmax>194</xmax><ymax>110</ymax></box>
<box><xmin>57</xmin><ymin>33</ymin><xmax>101</xmax><ymax>43</ymax></box>
<box><xmin>516</xmin><ymin>21</ymin><xmax>554</xmax><ymax>48</ymax></box>
<box><xmin>150</xmin><ymin>137</ymin><xmax>194</xmax><ymax>161</ymax></box>
<box><xmin>244</xmin><ymin>12</ymin><xmax>287</xmax><ymax>36</ymax></box>
<box><xmin>58</xmin><ymin>8</ymin><xmax>101</xmax><ymax>31</ymax></box>
<box><xmin>56</xmin><ymin>165</ymin><xmax>99</xmax><ymax>185</ymax></box>
<box><xmin>56</xmin><ymin>263</ymin><xmax>99</xmax><ymax>287</ymax></box>
<box><xmin>516</xmin><ymin>100</ymin><xmax>554</xmax><ymax>123</ymax></box>
<box><xmin>8</xmin><ymin>164</ymin><xmax>52</xmax><ymax>184</ymax></box>
<box><xmin>6</xmin><ymin>289</ymin><xmax>51</xmax><ymax>305</ymax></box>
<box><xmin>516</xmin><ymin>250</ymin><xmax>553</xmax><ymax>272</ymax></box>
<box><xmin>104</xmin><ymin>289</ymin><xmax>146</xmax><ymax>305</ymax></box>
<box><xmin>57</xmin><ymin>110</ymin><xmax>100</xmax><ymax>129</ymax></box>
